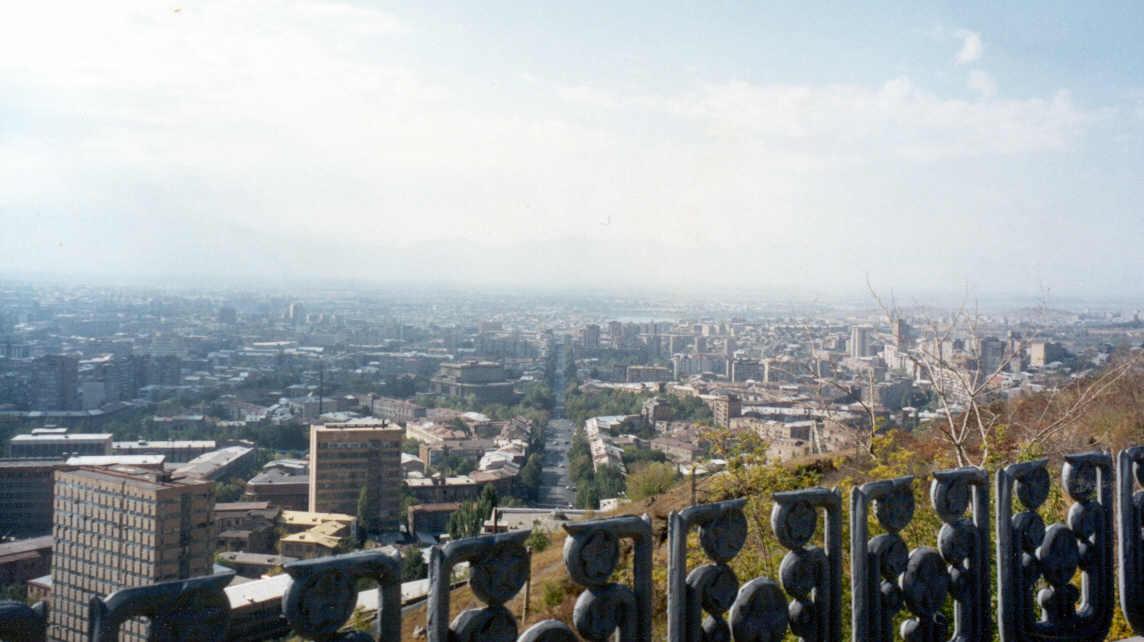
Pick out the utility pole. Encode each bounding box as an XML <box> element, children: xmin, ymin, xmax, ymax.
<box><xmin>521</xmin><ymin>546</ymin><xmax>532</xmax><ymax>622</ymax></box>
<box><xmin>690</xmin><ymin>464</ymin><xmax>697</xmax><ymax>506</ymax></box>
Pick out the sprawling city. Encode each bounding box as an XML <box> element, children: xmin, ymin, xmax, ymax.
<box><xmin>0</xmin><ymin>282</ymin><xmax>1141</xmax><ymax>640</ymax></box>
<box><xmin>3</xmin><ymin>2</ymin><xmax>1144</xmax><ymax>641</ymax></box>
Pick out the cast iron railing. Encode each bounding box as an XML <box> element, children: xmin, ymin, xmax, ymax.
<box><xmin>3</xmin><ymin>446</ymin><xmax>1143</xmax><ymax>642</ymax></box>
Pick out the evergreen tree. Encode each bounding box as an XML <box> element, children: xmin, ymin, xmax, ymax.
<box><xmin>357</xmin><ymin>485</ymin><xmax>380</xmax><ymax>535</ymax></box>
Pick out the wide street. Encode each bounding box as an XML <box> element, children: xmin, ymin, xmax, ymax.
<box><xmin>535</xmin><ymin>338</ymin><xmax>574</xmax><ymax>508</ymax></box>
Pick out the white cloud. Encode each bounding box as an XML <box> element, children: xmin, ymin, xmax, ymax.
<box><xmin>967</xmin><ymin>70</ymin><xmax>997</xmax><ymax>97</ymax></box>
<box><xmin>558</xmin><ymin>77</ymin><xmax>1093</xmax><ymax>162</ymax></box>
<box><xmin>0</xmin><ymin>2</ymin><xmax>1133</xmax><ymax>294</ymax></box>
<box><xmin>955</xmin><ymin>30</ymin><xmax>984</xmax><ymax>64</ymax></box>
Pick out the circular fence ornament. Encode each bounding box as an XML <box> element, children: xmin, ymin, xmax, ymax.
<box><xmin>900</xmin><ymin>548</ymin><xmax>950</xmax><ymax>618</ymax></box>
<box><xmin>728</xmin><ymin>578</ymin><xmax>788</xmax><ymax>642</ymax></box>
<box><xmin>688</xmin><ymin>563</ymin><xmax>739</xmax><ymax>616</ymax></box>
<box><xmin>932</xmin><ymin>477</ymin><xmax>971</xmax><ymax>523</ymax></box>
<box><xmin>699</xmin><ymin>508</ymin><xmax>748</xmax><ymax>563</ymax></box>
<box><xmin>282</xmin><ymin>569</ymin><xmax>357</xmax><ymax>641</ymax></box>
<box><xmin>771</xmin><ymin>500</ymin><xmax>817</xmax><ymax>550</ymax></box>
<box><xmin>1016</xmin><ymin>467</ymin><xmax>1051</xmax><ymax>510</ymax></box>
<box><xmin>151</xmin><ymin>586</ymin><xmax>231</xmax><ymax>642</ymax></box>
<box><xmin>572</xmin><ymin>584</ymin><xmax>636</xmax><ymax>642</ymax></box>
<box><xmin>565</xmin><ymin>529</ymin><xmax>620</xmax><ymax>588</ymax></box>
<box><xmin>1063</xmin><ymin>460</ymin><xmax>1098</xmax><ymax>503</ymax></box>
<box><xmin>517</xmin><ymin>620</ymin><xmax>579</xmax><ymax>642</ymax></box>
<box><xmin>469</xmin><ymin>541</ymin><xmax>530</xmax><ymax>606</ymax></box>
<box><xmin>875</xmin><ymin>485</ymin><xmax>915</xmax><ymax>533</ymax></box>
<box><xmin>450</xmin><ymin>605</ymin><xmax>518</xmax><ymax>642</ymax></box>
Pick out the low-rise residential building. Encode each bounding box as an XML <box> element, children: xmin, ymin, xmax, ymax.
<box><xmin>278</xmin><ymin>511</ymin><xmax>354</xmax><ymax>559</ymax></box>
<box><xmin>366</xmin><ymin>395</ymin><xmax>427</xmax><ymax>424</ymax></box>
<box><xmin>650</xmin><ymin>436</ymin><xmax>704</xmax><ymax>463</ymax></box>
<box><xmin>172</xmin><ymin>445</ymin><xmax>255</xmax><ymax>481</ymax></box>
<box><xmin>0</xmin><ymin>535</ymin><xmax>53</xmax><ymax>585</ymax></box>
<box><xmin>429</xmin><ymin>360</ymin><xmax>516</xmax><ymax>404</ymax></box>
<box><xmin>0</xmin><ymin>459</ymin><xmax>66</xmax><ymax>537</ymax></box>
<box><xmin>406</xmin><ymin>502</ymin><xmax>461</xmax><ymax>539</ymax></box>
<box><xmin>213</xmin><ymin>502</ymin><xmax>281</xmax><ymax>554</ymax></box>
<box><xmin>626</xmin><ymin>365</ymin><xmax>671</xmax><ymax>383</ymax></box>
<box><xmin>243</xmin><ymin>467</ymin><xmax>309</xmax><ymax>510</ymax></box>
<box><xmin>405</xmin><ymin>468</ymin><xmax>516</xmax><ymax>504</ymax></box>
<box><xmin>8</xmin><ymin>432</ymin><xmax>111</xmax><ymax>458</ymax></box>
<box><xmin>111</xmin><ymin>439</ymin><xmax>216</xmax><ymax>463</ymax></box>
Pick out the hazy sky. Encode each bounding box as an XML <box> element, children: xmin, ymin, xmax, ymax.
<box><xmin>2</xmin><ymin>2</ymin><xmax>1142</xmax><ymax>298</ymax></box>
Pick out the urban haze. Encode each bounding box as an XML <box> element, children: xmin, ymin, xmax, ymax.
<box><xmin>2</xmin><ymin>3</ymin><xmax>1144</xmax><ymax>642</ymax></box>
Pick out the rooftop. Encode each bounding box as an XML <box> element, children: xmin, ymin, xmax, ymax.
<box><xmin>282</xmin><ymin>510</ymin><xmax>355</xmax><ymax>527</ymax></box>
<box><xmin>113</xmin><ymin>440</ymin><xmax>216</xmax><ymax>449</ymax></box>
<box><xmin>0</xmin><ymin>535</ymin><xmax>53</xmax><ymax>562</ymax></box>
<box><xmin>65</xmin><ymin>455</ymin><xmax>165</xmax><ymax>466</ymax></box>
<box><xmin>10</xmin><ymin>433</ymin><xmax>111</xmax><ymax>443</ymax></box>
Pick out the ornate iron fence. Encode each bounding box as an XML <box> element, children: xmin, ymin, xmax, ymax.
<box><xmin>3</xmin><ymin>447</ymin><xmax>1144</xmax><ymax>642</ymax></box>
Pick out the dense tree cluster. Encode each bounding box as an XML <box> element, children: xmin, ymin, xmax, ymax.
<box><xmin>446</xmin><ymin>484</ymin><xmax>499</xmax><ymax>540</ymax></box>
<box><xmin>517</xmin><ymin>453</ymin><xmax>544</xmax><ymax>500</ymax></box>
<box><xmin>400</xmin><ymin>545</ymin><xmax>428</xmax><ymax>581</ymax></box>
<box><xmin>626</xmin><ymin>461</ymin><xmax>678</xmax><ymax>500</ymax></box>
<box><xmin>564</xmin><ymin>388</ymin><xmax>645</xmax><ymax>426</ymax></box>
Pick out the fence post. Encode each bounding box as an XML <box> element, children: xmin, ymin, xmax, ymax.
<box><xmin>997</xmin><ymin>453</ymin><xmax>1113</xmax><ymax>642</ymax></box>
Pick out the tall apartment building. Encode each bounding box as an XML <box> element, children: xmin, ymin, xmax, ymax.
<box><xmin>849</xmin><ymin>326</ymin><xmax>872</xmax><ymax>359</ymax></box>
<box><xmin>729</xmin><ymin>359</ymin><xmax>764</xmax><ymax>383</ymax></box>
<box><xmin>48</xmin><ymin>467</ymin><xmax>214</xmax><ymax>642</ymax></box>
<box><xmin>892</xmin><ymin>318</ymin><xmax>912</xmax><ymax>349</ymax></box>
<box><xmin>710</xmin><ymin>394</ymin><xmax>742</xmax><ymax>427</ymax></box>
<box><xmin>429</xmin><ymin>361</ymin><xmax>516</xmax><ymax>404</ymax></box>
<box><xmin>1028</xmin><ymin>341</ymin><xmax>1069</xmax><ymax>369</ymax></box>
<box><xmin>309</xmin><ymin>421</ymin><xmax>403</xmax><ymax>532</ymax></box>
<box><xmin>31</xmin><ymin>355</ymin><xmax>79</xmax><ymax>411</ymax></box>
<box><xmin>580</xmin><ymin>324</ymin><xmax>600</xmax><ymax>349</ymax></box>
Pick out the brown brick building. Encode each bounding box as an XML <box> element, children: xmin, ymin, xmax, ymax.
<box><xmin>308</xmin><ymin>421</ymin><xmax>403</xmax><ymax>532</ymax></box>
<box><xmin>47</xmin><ymin>467</ymin><xmax>215</xmax><ymax>642</ymax></box>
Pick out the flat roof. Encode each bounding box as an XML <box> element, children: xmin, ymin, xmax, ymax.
<box><xmin>408</xmin><ymin>502</ymin><xmax>462</xmax><ymax>512</ymax></box>
<box><xmin>61</xmin><ymin>466</ymin><xmax>204</xmax><ymax>491</ymax></box>
<box><xmin>214</xmin><ymin>501</ymin><xmax>273</xmax><ymax>513</ymax></box>
<box><xmin>66</xmin><ymin>455</ymin><xmax>165</xmax><ymax>466</ymax></box>
<box><xmin>113</xmin><ymin>440</ymin><xmax>216</xmax><ymax>448</ymax></box>
<box><xmin>0</xmin><ymin>458</ymin><xmax>66</xmax><ymax>470</ymax></box>
<box><xmin>11</xmin><ymin>433</ymin><xmax>111</xmax><ymax>443</ymax></box>
<box><xmin>217</xmin><ymin>552</ymin><xmax>296</xmax><ymax>566</ymax></box>
<box><xmin>282</xmin><ymin>510</ymin><xmax>355</xmax><ymax>526</ymax></box>
<box><xmin>247</xmin><ymin>470</ymin><xmax>308</xmax><ymax>486</ymax></box>
<box><xmin>0</xmin><ymin>536</ymin><xmax>53</xmax><ymax>559</ymax></box>
<box><xmin>313</xmin><ymin>420</ymin><xmax>401</xmax><ymax>432</ymax></box>
<box><xmin>173</xmin><ymin>446</ymin><xmax>254</xmax><ymax>479</ymax></box>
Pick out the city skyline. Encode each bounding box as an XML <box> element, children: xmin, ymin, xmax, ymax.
<box><xmin>2</xmin><ymin>2</ymin><xmax>1143</xmax><ymax>296</ymax></box>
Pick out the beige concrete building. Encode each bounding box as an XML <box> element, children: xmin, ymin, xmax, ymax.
<box><xmin>308</xmin><ymin>421</ymin><xmax>403</xmax><ymax>532</ymax></box>
<box><xmin>47</xmin><ymin>467</ymin><xmax>214</xmax><ymax>642</ymax></box>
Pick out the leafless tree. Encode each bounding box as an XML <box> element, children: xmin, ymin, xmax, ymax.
<box><xmin>868</xmin><ymin>277</ymin><xmax>1140</xmax><ymax>466</ymax></box>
